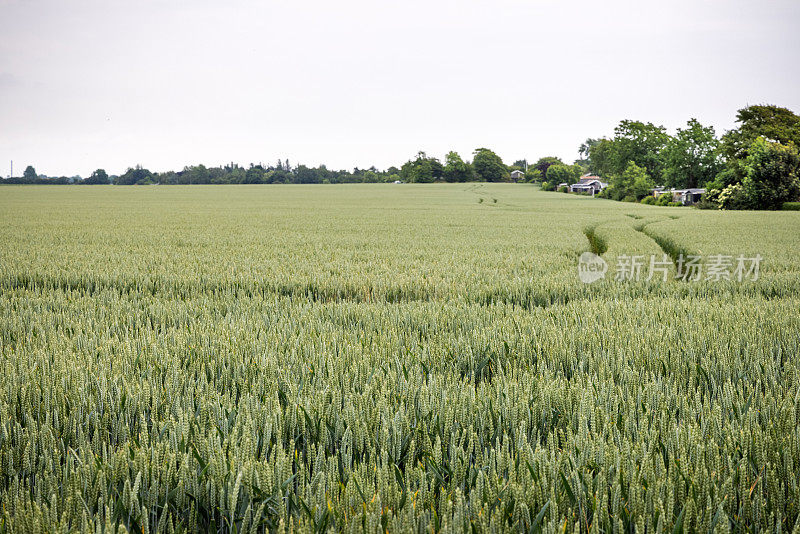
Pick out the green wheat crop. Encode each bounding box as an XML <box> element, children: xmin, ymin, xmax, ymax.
<box><xmin>1</xmin><ymin>184</ymin><xmax>798</xmax><ymax>533</ymax></box>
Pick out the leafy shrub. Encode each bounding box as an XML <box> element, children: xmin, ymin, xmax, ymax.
<box><xmin>558</xmin><ymin>185</ymin><xmax>569</xmax><ymax>193</ymax></box>
<box><xmin>718</xmin><ymin>183</ymin><xmax>752</xmax><ymax>210</ymax></box>
<box><xmin>741</xmin><ymin>137</ymin><xmax>800</xmax><ymax>209</ymax></box>
<box><xmin>655</xmin><ymin>193</ymin><xmax>673</xmax><ymax>206</ymax></box>
<box><xmin>546</xmin><ymin>164</ymin><xmax>579</xmax><ymax>186</ymax></box>
<box><xmin>783</xmin><ymin>201</ymin><xmax>800</xmax><ymax>210</ymax></box>
<box><xmin>640</xmin><ymin>196</ymin><xmax>656</xmax><ymax>205</ymax></box>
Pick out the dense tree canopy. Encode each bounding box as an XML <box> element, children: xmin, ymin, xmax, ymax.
<box><xmin>83</xmin><ymin>169</ymin><xmax>110</xmax><ymax>185</ymax></box>
<box><xmin>661</xmin><ymin>119</ymin><xmax>722</xmax><ymax>189</ymax></box>
<box><xmin>471</xmin><ymin>148</ymin><xmax>507</xmax><ymax>182</ymax></box>
<box><xmin>737</xmin><ymin>138</ymin><xmax>800</xmax><ymax>210</ymax></box>
<box><xmin>717</xmin><ymin>105</ymin><xmax>800</xmax><ymax>185</ymax></box>
<box><xmin>544</xmin><ymin>164</ymin><xmax>581</xmax><ymax>188</ymax></box>
<box><xmin>115</xmin><ymin>166</ymin><xmax>153</xmax><ymax>185</ymax></box>
<box><xmin>721</xmin><ymin>105</ymin><xmax>800</xmax><ymax>161</ymax></box>
<box><xmin>589</xmin><ymin>121</ymin><xmax>668</xmax><ymax>182</ymax></box>
<box><xmin>443</xmin><ymin>151</ymin><xmax>472</xmax><ymax>182</ymax></box>
<box><xmin>532</xmin><ymin>157</ymin><xmax>563</xmax><ymax>178</ymax></box>
<box><xmin>401</xmin><ymin>152</ymin><xmax>442</xmax><ymax>183</ymax></box>
<box><xmin>601</xmin><ymin>161</ymin><xmax>654</xmax><ymax>202</ymax></box>
<box><xmin>23</xmin><ymin>166</ymin><xmax>37</xmax><ymax>181</ymax></box>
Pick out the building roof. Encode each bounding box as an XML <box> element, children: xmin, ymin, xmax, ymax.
<box><xmin>571</xmin><ymin>179</ymin><xmax>607</xmax><ymax>188</ymax></box>
<box><xmin>672</xmin><ymin>188</ymin><xmax>706</xmax><ymax>194</ymax></box>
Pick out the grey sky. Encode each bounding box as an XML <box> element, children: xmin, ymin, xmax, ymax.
<box><xmin>1</xmin><ymin>0</ymin><xmax>798</xmax><ymax>177</ymax></box>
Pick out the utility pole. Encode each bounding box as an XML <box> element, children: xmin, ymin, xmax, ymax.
<box><xmin>9</xmin><ymin>160</ymin><xmax>12</xmax><ymax>179</ymax></box>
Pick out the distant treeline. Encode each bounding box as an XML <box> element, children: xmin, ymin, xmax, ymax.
<box><xmin>4</xmin><ymin>103</ymin><xmax>799</xmax><ymax>210</ymax></box>
<box><xmin>2</xmin><ymin>148</ymin><xmax>532</xmax><ymax>186</ymax></box>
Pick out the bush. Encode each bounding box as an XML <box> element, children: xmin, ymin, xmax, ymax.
<box><xmin>558</xmin><ymin>186</ymin><xmax>569</xmax><ymax>193</ymax></box>
<box><xmin>540</xmin><ymin>181</ymin><xmax>555</xmax><ymax>191</ymax></box>
<box><xmin>667</xmin><ymin>201</ymin><xmax>683</xmax><ymax>207</ymax></box>
<box><xmin>656</xmin><ymin>193</ymin><xmax>673</xmax><ymax>206</ymax></box>
<box><xmin>546</xmin><ymin>164</ymin><xmax>579</xmax><ymax>186</ymax></box>
<box><xmin>694</xmin><ymin>198</ymin><xmax>719</xmax><ymax>210</ymax></box>
<box><xmin>741</xmin><ymin>138</ymin><xmax>800</xmax><ymax>210</ymax></box>
<box><xmin>622</xmin><ymin>195</ymin><xmax>637</xmax><ymax>202</ymax></box>
<box><xmin>604</xmin><ymin>162</ymin><xmax>655</xmax><ymax>201</ymax></box>
<box><xmin>783</xmin><ymin>201</ymin><xmax>800</xmax><ymax>210</ymax></box>
<box><xmin>718</xmin><ymin>183</ymin><xmax>752</xmax><ymax>210</ymax></box>
<box><xmin>640</xmin><ymin>196</ymin><xmax>656</xmax><ymax>205</ymax></box>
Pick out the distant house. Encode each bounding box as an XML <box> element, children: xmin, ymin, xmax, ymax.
<box><xmin>651</xmin><ymin>187</ymin><xmax>705</xmax><ymax>204</ymax></box>
<box><xmin>510</xmin><ymin>170</ymin><xmax>525</xmax><ymax>181</ymax></box>
<box><xmin>393</xmin><ymin>180</ymin><xmax>403</xmax><ymax>184</ymax></box>
<box><xmin>569</xmin><ymin>175</ymin><xmax>607</xmax><ymax>194</ymax></box>
<box><xmin>672</xmin><ymin>188</ymin><xmax>705</xmax><ymax>205</ymax></box>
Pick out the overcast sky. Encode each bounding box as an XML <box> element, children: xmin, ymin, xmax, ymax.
<box><xmin>1</xmin><ymin>0</ymin><xmax>798</xmax><ymax>177</ymax></box>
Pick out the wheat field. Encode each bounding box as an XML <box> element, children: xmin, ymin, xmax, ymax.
<box><xmin>1</xmin><ymin>184</ymin><xmax>799</xmax><ymax>533</ymax></box>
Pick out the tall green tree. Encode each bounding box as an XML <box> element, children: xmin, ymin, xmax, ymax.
<box><xmin>244</xmin><ymin>166</ymin><xmax>266</xmax><ymax>184</ymax></box>
<box><xmin>443</xmin><ymin>151</ymin><xmax>472</xmax><ymax>182</ymax></box>
<box><xmin>512</xmin><ymin>159</ymin><xmax>528</xmax><ymax>170</ymax></box>
<box><xmin>576</xmin><ymin>138</ymin><xmax>602</xmax><ymax>169</ymax></box>
<box><xmin>472</xmin><ymin>148</ymin><xmax>507</xmax><ymax>182</ymax></box>
<box><xmin>587</xmin><ymin>139</ymin><xmax>615</xmax><ymax>176</ymax></box>
<box><xmin>23</xmin><ymin>165</ymin><xmax>37</xmax><ymax>181</ymax></box>
<box><xmin>544</xmin><ymin>164</ymin><xmax>577</xmax><ymax>188</ymax></box>
<box><xmin>533</xmin><ymin>157</ymin><xmax>563</xmax><ymax>178</ymax></box>
<box><xmin>718</xmin><ymin>104</ymin><xmax>800</xmax><ymax>185</ymax></box>
<box><xmin>661</xmin><ymin>119</ymin><xmax>722</xmax><ymax>189</ymax></box>
<box><xmin>603</xmin><ymin>161</ymin><xmax>654</xmax><ymax>201</ymax></box>
<box><xmin>115</xmin><ymin>165</ymin><xmax>152</xmax><ymax>185</ymax></box>
<box><xmin>83</xmin><ymin>169</ymin><xmax>109</xmax><ymax>184</ymax></box>
<box><xmin>721</xmin><ymin>105</ymin><xmax>800</xmax><ymax>161</ymax></box>
<box><xmin>401</xmin><ymin>152</ymin><xmax>441</xmax><ymax>183</ymax></box>
<box><xmin>608</xmin><ymin>120</ymin><xmax>669</xmax><ymax>182</ymax></box>
<box><xmin>740</xmin><ymin>138</ymin><xmax>800</xmax><ymax>210</ymax></box>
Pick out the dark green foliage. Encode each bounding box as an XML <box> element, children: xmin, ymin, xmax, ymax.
<box><xmin>545</xmin><ymin>164</ymin><xmax>577</xmax><ymax>188</ymax></box>
<box><xmin>661</xmin><ymin>119</ymin><xmax>722</xmax><ymax>189</ymax></box>
<box><xmin>715</xmin><ymin>104</ymin><xmax>800</xmax><ymax>187</ymax></box>
<box><xmin>401</xmin><ymin>152</ymin><xmax>443</xmax><ymax>183</ymax></box>
<box><xmin>533</xmin><ymin>156</ymin><xmax>563</xmax><ymax>178</ymax></box>
<box><xmin>83</xmin><ymin>169</ymin><xmax>110</xmax><ymax>185</ymax></box>
<box><xmin>22</xmin><ymin>165</ymin><xmax>37</xmax><ymax>181</ymax></box>
<box><xmin>471</xmin><ymin>148</ymin><xmax>507</xmax><ymax>182</ymax></box>
<box><xmin>114</xmin><ymin>165</ymin><xmax>153</xmax><ymax>185</ymax></box>
<box><xmin>602</xmin><ymin>161</ymin><xmax>654</xmax><ymax>201</ymax></box>
<box><xmin>741</xmin><ymin>138</ymin><xmax>800</xmax><ymax>209</ymax></box>
<box><xmin>443</xmin><ymin>151</ymin><xmax>472</xmax><ymax>182</ymax></box>
<box><xmin>589</xmin><ymin>121</ymin><xmax>668</xmax><ymax>182</ymax></box>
